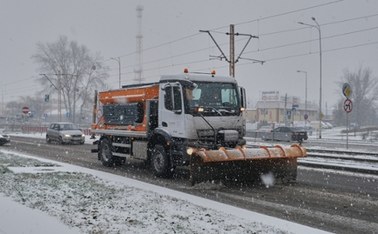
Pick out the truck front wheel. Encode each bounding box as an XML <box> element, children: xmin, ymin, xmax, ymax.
<box><xmin>99</xmin><ymin>138</ymin><xmax>114</xmax><ymax>167</ymax></box>
<box><xmin>151</xmin><ymin>144</ymin><xmax>174</xmax><ymax>178</ymax></box>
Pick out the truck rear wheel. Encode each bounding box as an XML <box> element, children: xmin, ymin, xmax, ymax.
<box><xmin>151</xmin><ymin>144</ymin><xmax>174</xmax><ymax>178</ymax></box>
<box><xmin>99</xmin><ymin>138</ymin><xmax>114</xmax><ymax>167</ymax></box>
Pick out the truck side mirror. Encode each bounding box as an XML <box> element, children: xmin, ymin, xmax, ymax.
<box><xmin>239</xmin><ymin>87</ymin><xmax>246</xmax><ymax>109</ymax></box>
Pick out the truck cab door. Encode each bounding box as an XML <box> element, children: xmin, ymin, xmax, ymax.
<box><xmin>158</xmin><ymin>82</ymin><xmax>186</xmax><ymax>138</ymax></box>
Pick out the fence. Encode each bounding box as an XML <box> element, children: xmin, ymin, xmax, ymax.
<box><xmin>0</xmin><ymin>124</ymin><xmax>92</xmax><ymax>135</ymax></box>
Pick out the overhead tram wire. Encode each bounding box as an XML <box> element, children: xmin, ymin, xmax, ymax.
<box><xmin>47</xmin><ymin>38</ymin><xmax>378</xmax><ymax>90</ymax></box>
<box><xmin>239</xmin><ymin>40</ymin><xmax>378</xmax><ymax>64</ymax></box>
<box><xmin>109</xmin><ymin>12</ymin><xmax>377</xmax><ymax>80</ymax></box>
<box><xmin>7</xmin><ymin>16</ymin><xmax>378</xmax><ymax>90</ymax></box>
<box><xmin>104</xmin><ymin>1</ymin><xmax>345</xmax><ymax>77</ymax></box>
<box><xmin>243</xmin><ymin>25</ymin><xmax>378</xmax><ymax>55</ymax></box>
<box><xmin>136</xmin><ymin>24</ymin><xmax>378</xmax><ymax>75</ymax></box>
<box><xmin>108</xmin><ymin>37</ymin><xmax>378</xmax><ymax>82</ymax></box>
<box><xmin>257</xmin><ymin>12</ymin><xmax>378</xmax><ymax>37</ymax></box>
<box><xmin>210</xmin><ymin>0</ymin><xmax>344</xmax><ymax>31</ymax></box>
<box><xmin>140</xmin><ymin>39</ymin><xmax>378</xmax><ymax>76</ymax></box>
<box><xmin>143</xmin><ymin>14</ymin><xmax>378</xmax><ymax>71</ymax></box>
<box><xmin>321</xmin><ymin>13</ymin><xmax>378</xmax><ymax>27</ymax></box>
<box><xmin>135</xmin><ymin>13</ymin><xmax>378</xmax><ymax>71</ymax></box>
<box><xmin>109</xmin><ymin>0</ymin><xmax>346</xmax><ymax>61</ymax></box>
<box><xmin>107</xmin><ymin>35</ymin><xmax>242</xmax><ymax>79</ymax></box>
<box><xmin>102</xmin><ymin>2</ymin><xmax>376</xmax><ymax>84</ymax></box>
<box><xmin>105</xmin><ymin>1</ymin><xmax>344</xmax><ymax>72</ymax></box>
<box><xmin>111</xmin><ymin>33</ymin><xmax>202</xmax><ymax>61</ymax></box>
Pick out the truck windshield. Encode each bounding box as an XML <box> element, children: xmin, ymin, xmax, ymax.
<box><xmin>184</xmin><ymin>82</ymin><xmax>240</xmax><ymax>116</ymax></box>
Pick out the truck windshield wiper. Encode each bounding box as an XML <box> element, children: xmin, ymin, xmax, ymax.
<box><xmin>208</xmin><ymin>106</ymin><xmax>223</xmax><ymax>116</ymax></box>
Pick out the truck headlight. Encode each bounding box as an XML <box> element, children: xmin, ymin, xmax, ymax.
<box><xmin>186</xmin><ymin>147</ymin><xmax>194</xmax><ymax>156</ymax></box>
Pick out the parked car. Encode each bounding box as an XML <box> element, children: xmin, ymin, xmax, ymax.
<box><xmin>299</xmin><ymin>126</ymin><xmax>313</xmax><ymax>136</ymax></box>
<box><xmin>46</xmin><ymin>122</ymin><xmax>85</xmax><ymax>144</ymax></box>
<box><xmin>261</xmin><ymin>126</ymin><xmax>308</xmax><ymax>143</ymax></box>
<box><xmin>0</xmin><ymin>134</ymin><xmax>10</xmax><ymax>146</ymax></box>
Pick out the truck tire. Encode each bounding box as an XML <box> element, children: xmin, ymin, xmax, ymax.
<box><xmin>99</xmin><ymin>138</ymin><xmax>114</xmax><ymax>167</ymax></box>
<box><xmin>151</xmin><ymin>144</ymin><xmax>173</xmax><ymax>178</ymax></box>
<box><xmin>46</xmin><ymin>135</ymin><xmax>51</xmax><ymax>144</ymax></box>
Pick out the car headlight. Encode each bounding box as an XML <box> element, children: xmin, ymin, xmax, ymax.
<box><xmin>64</xmin><ymin>134</ymin><xmax>71</xmax><ymax>138</ymax></box>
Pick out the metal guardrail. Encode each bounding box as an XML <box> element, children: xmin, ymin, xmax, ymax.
<box><xmin>300</xmin><ymin>149</ymin><xmax>378</xmax><ymax>175</ymax></box>
<box><xmin>0</xmin><ymin>123</ymin><xmax>93</xmax><ymax>135</ymax></box>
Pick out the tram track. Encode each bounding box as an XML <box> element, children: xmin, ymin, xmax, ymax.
<box><xmin>246</xmin><ymin>142</ymin><xmax>378</xmax><ymax>175</ymax></box>
<box><xmin>301</xmin><ymin>148</ymin><xmax>378</xmax><ymax>175</ymax></box>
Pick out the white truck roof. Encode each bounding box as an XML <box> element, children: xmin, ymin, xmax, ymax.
<box><xmin>160</xmin><ymin>74</ymin><xmax>238</xmax><ymax>84</ymax></box>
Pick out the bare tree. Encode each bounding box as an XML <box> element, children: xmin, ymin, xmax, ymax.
<box><xmin>333</xmin><ymin>67</ymin><xmax>378</xmax><ymax>126</ymax></box>
<box><xmin>32</xmin><ymin>36</ymin><xmax>108</xmax><ymax>123</ymax></box>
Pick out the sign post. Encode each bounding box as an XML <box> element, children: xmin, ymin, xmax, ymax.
<box><xmin>343</xmin><ymin>98</ymin><xmax>353</xmax><ymax>149</ymax></box>
<box><xmin>342</xmin><ymin>83</ymin><xmax>352</xmax><ymax>149</ymax></box>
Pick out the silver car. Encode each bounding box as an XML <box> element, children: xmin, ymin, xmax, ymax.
<box><xmin>46</xmin><ymin>122</ymin><xmax>85</xmax><ymax>144</ymax></box>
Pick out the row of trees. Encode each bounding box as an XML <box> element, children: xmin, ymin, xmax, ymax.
<box><xmin>31</xmin><ymin>36</ymin><xmax>108</xmax><ymax>123</ymax></box>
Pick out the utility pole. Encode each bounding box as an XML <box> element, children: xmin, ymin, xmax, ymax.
<box><xmin>229</xmin><ymin>24</ymin><xmax>235</xmax><ymax>77</ymax></box>
<box><xmin>200</xmin><ymin>25</ymin><xmax>263</xmax><ymax>78</ymax></box>
<box><xmin>135</xmin><ymin>4</ymin><xmax>144</xmax><ymax>83</ymax></box>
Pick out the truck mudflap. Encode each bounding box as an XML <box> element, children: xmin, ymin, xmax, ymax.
<box><xmin>189</xmin><ymin>144</ymin><xmax>307</xmax><ymax>185</ymax></box>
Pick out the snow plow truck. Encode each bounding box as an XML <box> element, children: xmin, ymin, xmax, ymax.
<box><xmin>91</xmin><ymin>70</ymin><xmax>307</xmax><ymax>185</ymax></box>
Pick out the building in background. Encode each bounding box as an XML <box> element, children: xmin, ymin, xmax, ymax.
<box><xmin>245</xmin><ymin>91</ymin><xmax>319</xmax><ymax>127</ymax></box>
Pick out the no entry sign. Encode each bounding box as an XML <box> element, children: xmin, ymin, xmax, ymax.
<box><xmin>343</xmin><ymin>99</ymin><xmax>353</xmax><ymax>113</ymax></box>
<box><xmin>22</xmin><ymin>106</ymin><xmax>30</xmax><ymax>114</ymax></box>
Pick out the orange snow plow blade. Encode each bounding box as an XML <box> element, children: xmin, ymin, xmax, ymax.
<box><xmin>189</xmin><ymin>144</ymin><xmax>307</xmax><ymax>185</ymax></box>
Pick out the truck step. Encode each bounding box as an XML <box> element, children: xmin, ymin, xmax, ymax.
<box><xmin>112</xmin><ymin>152</ymin><xmax>130</xmax><ymax>158</ymax></box>
<box><xmin>112</xmin><ymin>143</ymin><xmax>131</xmax><ymax>148</ymax></box>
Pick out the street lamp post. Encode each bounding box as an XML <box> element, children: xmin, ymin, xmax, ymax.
<box><xmin>298</xmin><ymin>17</ymin><xmax>322</xmax><ymax>139</ymax></box>
<box><xmin>297</xmin><ymin>70</ymin><xmax>308</xmax><ymax>126</ymax></box>
<box><xmin>111</xmin><ymin>57</ymin><xmax>121</xmax><ymax>88</ymax></box>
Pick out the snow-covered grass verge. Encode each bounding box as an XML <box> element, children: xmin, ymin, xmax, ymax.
<box><xmin>0</xmin><ymin>149</ymin><xmax>328</xmax><ymax>234</ymax></box>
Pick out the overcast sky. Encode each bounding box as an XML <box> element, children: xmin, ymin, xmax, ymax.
<box><xmin>1</xmin><ymin>0</ymin><xmax>378</xmax><ymax>112</ymax></box>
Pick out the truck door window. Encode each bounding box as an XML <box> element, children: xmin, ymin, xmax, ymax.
<box><xmin>173</xmin><ymin>86</ymin><xmax>182</xmax><ymax>112</ymax></box>
<box><xmin>164</xmin><ymin>85</ymin><xmax>182</xmax><ymax>113</ymax></box>
<box><xmin>164</xmin><ymin>86</ymin><xmax>173</xmax><ymax>110</ymax></box>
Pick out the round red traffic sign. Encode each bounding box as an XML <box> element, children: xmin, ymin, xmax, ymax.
<box><xmin>343</xmin><ymin>99</ymin><xmax>353</xmax><ymax>113</ymax></box>
<box><xmin>22</xmin><ymin>106</ymin><xmax>30</xmax><ymax>114</ymax></box>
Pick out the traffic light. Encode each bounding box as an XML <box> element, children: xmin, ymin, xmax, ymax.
<box><xmin>44</xmin><ymin>94</ymin><xmax>49</xmax><ymax>102</ymax></box>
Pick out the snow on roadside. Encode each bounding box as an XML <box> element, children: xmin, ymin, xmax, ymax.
<box><xmin>0</xmin><ymin>149</ymin><xmax>329</xmax><ymax>234</ymax></box>
<box><xmin>0</xmin><ymin>194</ymin><xmax>80</xmax><ymax>234</ymax></box>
